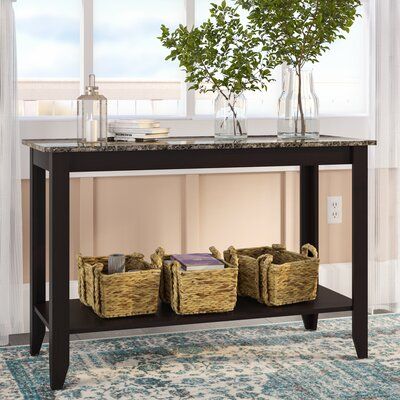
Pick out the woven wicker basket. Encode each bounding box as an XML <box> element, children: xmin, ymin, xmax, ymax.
<box><xmin>224</xmin><ymin>244</ymin><xmax>319</xmax><ymax>306</ymax></box>
<box><xmin>154</xmin><ymin>247</ymin><xmax>238</xmax><ymax>315</ymax></box>
<box><xmin>77</xmin><ymin>252</ymin><xmax>162</xmax><ymax>318</ymax></box>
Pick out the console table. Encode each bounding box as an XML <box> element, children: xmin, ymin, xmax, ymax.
<box><xmin>23</xmin><ymin>135</ymin><xmax>376</xmax><ymax>390</ymax></box>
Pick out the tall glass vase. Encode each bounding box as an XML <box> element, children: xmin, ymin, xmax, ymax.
<box><xmin>214</xmin><ymin>91</ymin><xmax>247</xmax><ymax>140</ymax></box>
<box><xmin>278</xmin><ymin>68</ymin><xmax>319</xmax><ymax>139</ymax></box>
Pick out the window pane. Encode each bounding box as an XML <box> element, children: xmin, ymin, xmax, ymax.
<box><xmin>14</xmin><ymin>0</ymin><xmax>80</xmax><ymax>116</ymax></box>
<box><xmin>194</xmin><ymin>68</ymin><xmax>282</xmax><ymax>117</ymax></box>
<box><xmin>94</xmin><ymin>0</ymin><xmax>185</xmax><ymax>116</ymax></box>
<box><xmin>195</xmin><ymin>0</ymin><xmax>368</xmax><ymax>117</ymax></box>
<box><xmin>312</xmin><ymin>5</ymin><xmax>369</xmax><ymax>115</ymax></box>
<box><xmin>196</xmin><ymin>0</ymin><xmax>244</xmax><ymax>24</ymax></box>
<box><xmin>195</xmin><ymin>0</ymin><xmax>282</xmax><ymax>117</ymax></box>
<box><xmin>196</xmin><ymin>0</ymin><xmax>215</xmax><ymax>25</ymax></box>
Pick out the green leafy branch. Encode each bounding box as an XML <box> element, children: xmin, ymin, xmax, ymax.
<box><xmin>159</xmin><ymin>1</ymin><xmax>279</xmax><ymax>135</ymax></box>
<box><xmin>239</xmin><ymin>0</ymin><xmax>362</xmax><ymax>134</ymax></box>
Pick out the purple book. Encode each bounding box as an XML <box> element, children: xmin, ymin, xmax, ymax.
<box><xmin>171</xmin><ymin>253</ymin><xmax>225</xmax><ymax>271</ymax></box>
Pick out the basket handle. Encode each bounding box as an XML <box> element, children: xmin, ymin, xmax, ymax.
<box><xmin>209</xmin><ymin>246</ymin><xmax>222</xmax><ymax>260</ymax></box>
<box><xmin>92</xmin><ymin>263</ymin><xmax>105</xmax><ymax>316</ymax></box>
<box><xmin>150</xmin><ymin>247</ymin><xmax>166</xmax><ymax>269</ymax></box>
<box><xmin>170</xmin><ymin>262</ymin><xmax>181</xmax><ymax>312</ymax></box>
<box><xmin>223</xmin><ymin>246</ymin><xmax>239</xmax><ymax>268</ymax></box>
<box><xmin>272</xmin><ymin>244</ymin><xmax>286</xmax><ymax>251</ymax></box>
<box><xmin>127</xmin><ymin>252</ymin><xmax>145</xmax><ymax>259</ymax></box>
<box><xmin>92</xmin><ymin>262</ymin><xmax>105</xmax><ymax>276</ymax></box>
<box><xmin>155</xmin><ymin>247</ymin><xmax>165</xmax><ymax>258</ymax></box>
<box><xmin>257</xmin><ymin>254</ymin><xmax>273</xmax><ymax>267</ymax></box>
<box><xmin>301</xmin><ymin>243</ymin><xmax>318</xmax><ymax>259</ymax></box>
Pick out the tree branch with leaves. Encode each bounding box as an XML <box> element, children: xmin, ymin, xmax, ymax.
<box><xmin>239</xmin><ymin>0</ymin><xmax>362</xmax><ymax>134</ymax></box>
<box><xmin>159</xmin><ymin>0</ymin><xmax>278</xmax><ymax>135</ymax></box>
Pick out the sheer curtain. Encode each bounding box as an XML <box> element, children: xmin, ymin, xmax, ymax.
<box><xmin>0</xmin><ymin>0</ymin><xmax>23</xmax><ymax>345</ymax></box>
<box><xmin>369</xmin><ymin>0</ymin><xmax>400</xmax><ymax>312</ymax></box>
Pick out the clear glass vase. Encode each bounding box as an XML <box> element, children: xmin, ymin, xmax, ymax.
<box><xmin>214</xmin><ymin>91</ymin><xmax>247</xmax><ymax>140</ymax></box>
<box><xmin>278</xmin><ymin>68</ymin><xmax>319</xmax><ymax>139</ymax></box>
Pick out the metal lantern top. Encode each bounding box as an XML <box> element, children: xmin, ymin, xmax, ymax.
<box><xmin>77</xmin><ymin>74</ymin><xmax>107</xmax><ymax>101</ymax></box>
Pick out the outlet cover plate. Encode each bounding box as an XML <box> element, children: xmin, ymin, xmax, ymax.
<box><xmin>327</xmin><ymin>196</ymin><xmax>342</xmax><ymax>224</ymax></box>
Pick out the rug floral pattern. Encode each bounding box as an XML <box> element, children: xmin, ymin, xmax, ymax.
<box><xmin>0</xmin><ymin>314</ymin><xmax>399</xmax><ymax>399</ymax></box>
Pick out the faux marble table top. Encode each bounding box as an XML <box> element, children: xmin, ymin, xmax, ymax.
<box><xmin>23</xmin><ymin>135</ymin><xmax>376</xmax><ymax>153</ymax></box>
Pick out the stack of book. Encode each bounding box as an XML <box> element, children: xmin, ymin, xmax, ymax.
<box><xmin>109</xmin><ymin>119</ymin><xmax>169</xmax><ymax>141</ymax></box>
<box><xmin>171</xmin><ymin>253</ymin><xmax>225</xmax><ymax>271</ymax></box>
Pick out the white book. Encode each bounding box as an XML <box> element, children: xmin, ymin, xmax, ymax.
<box><xmin>110</xmin><ymin>127</ymin><xmax>169</xmax><ymax>135</ymax></box>
<box><xmin>114</xmin><ymin>134</ymin><xmax>168</xmax><ymax>141</ymax></box>
<box><xmin>114</xmin><ymin>131</ymin><xmax>169</xmax><ymax>138</ymax></box>
<box><xmin>110</xmin><ymin>119</ymin><xmax>160</xmax><ymax>129</ymax></box>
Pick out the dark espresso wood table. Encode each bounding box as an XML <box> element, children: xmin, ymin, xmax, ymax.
<box><xmin>23</xmin><ymin>135</ymin><xmax>376</xmax><ymax>390</ymax></box>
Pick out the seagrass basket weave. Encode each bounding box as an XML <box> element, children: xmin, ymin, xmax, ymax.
<box><xmin>77</xmin><ymin>252</ymin><xmax>162</xmax><ymax>318</ymax></box>
<box><xmin>153</xmin><ymin>247</ymin><xmax>238</xmax><ymax>315</ymax></box>
<box><xmin>223</xmin><ymin>244</ymin><xmax>319</xmax><ymax>306</ymax></box>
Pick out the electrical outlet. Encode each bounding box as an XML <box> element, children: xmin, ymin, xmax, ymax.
<box><xmin>327</xmin><ymin>196</ymin><xmax>342</xmax><ymax>224</ymax></box>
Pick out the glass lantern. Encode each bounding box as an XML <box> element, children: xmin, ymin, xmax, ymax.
<box><xmin>77</xmin><ymin>74</ymin><xmax>107</xmax><ymax>144</ymax></box>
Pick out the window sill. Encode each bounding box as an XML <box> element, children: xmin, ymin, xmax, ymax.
<box><xmin>18</xmin><ymin>114</ymin><xmax>369</xmax><ymax>123</ymax></box>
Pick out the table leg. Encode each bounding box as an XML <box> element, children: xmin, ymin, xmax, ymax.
<box><xmin>30</xmin><ymin>150</ymin><xmax>46</xmax><ymax>355</ymax></box>
<box><xmin>352</xmin><ymin>147</ymin><xmax>368</xmax><ymax>358</ymax></box>
<box><xmin>300</xmin><ymin>165</ymin><xmax>319</xmax><ymax>331</ymax></box>
<box><xmin>49</xmin><ymin>154</ymin><xmax>70</xmax><ymax>389</ymax></box>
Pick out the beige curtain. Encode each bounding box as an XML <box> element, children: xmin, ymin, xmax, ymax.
<box><xmin>369</xmin><ymin>0</ymin><xmax>400</xmax><ymax>312</ymax></box>
<box><xmin>0</xmin><ymin>0</ymin><xmax>23</xmax><ymax>345</ymax></box>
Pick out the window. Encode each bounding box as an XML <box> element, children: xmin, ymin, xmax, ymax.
<box><xmin>312</xmin><ymin>4</ymin><xmax>369</xmax><ymax>116</ymax></box>
<box><xmin>15</xmin><ymin>0</ymin><xmax>369</xmax><ymax>118</ymax></box>
<box><xmin>15</xmin><ymin>0</ymin><xmax>80</xmax><ymax>116</ymax></box>
<box><xmin>195</xmin><ymin>0</ymin><xmax>369</xmax><ymax>117</ymax></box>
<box><xmin>94</xmin><ymin>0</ymin><xmax>185</xmax><ymax>116</ymax></box>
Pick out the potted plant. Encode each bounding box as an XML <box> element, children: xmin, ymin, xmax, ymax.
<box><xmin>159</xmin><ymin>1</ymin><xmax>278</xmax><ymax>139</ymax></box>
<box><xmin>239</xmin><ymin>0</ymin><xmax>362</xmax><ymax>138</ymax></box>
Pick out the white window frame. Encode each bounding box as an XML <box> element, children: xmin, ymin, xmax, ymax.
<box><xmin>81</xmin><ymin>0</ymin><xmax>94</xmax><ymax>94</ymax></box>
<box><xmin>84</xmin><ymin>0</ymin><xmax>197</xmax><ymax>119</ymax></box>
<box><xmin>18</xmin><ymin>0</ymin><xmax>370</xmax><ymax>122</ymax></box>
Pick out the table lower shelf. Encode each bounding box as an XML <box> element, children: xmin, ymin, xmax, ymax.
<box><xmin>35</xmin><ymin>285</ymin><xmax>352</xmax><ymax>334</ymax></box>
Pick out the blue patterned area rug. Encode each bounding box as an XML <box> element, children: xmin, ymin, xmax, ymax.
<box><xmin>0</xmin><ymin>314</ymin><xmax>399</xmax><ymax>400</ymax></box>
